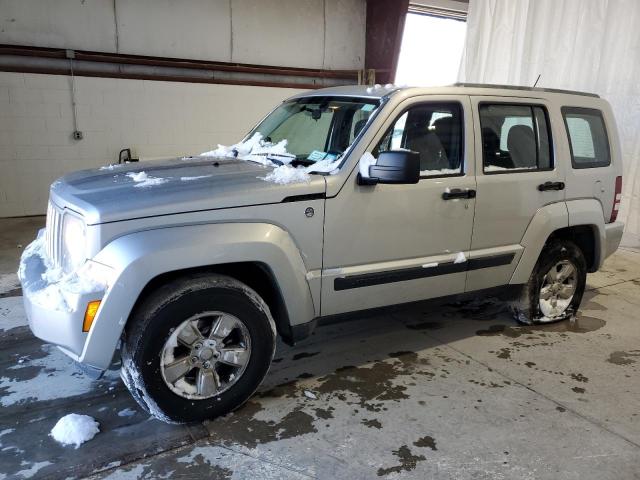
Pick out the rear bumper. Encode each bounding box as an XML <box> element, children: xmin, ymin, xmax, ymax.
<box><xmin>604</xmin><ymin>221</ymin><xmax>624</xmax><ymax>259</ymax></box>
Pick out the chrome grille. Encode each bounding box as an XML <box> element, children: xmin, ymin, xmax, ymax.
<box><xmin>45</xmin><ymin>201</ymin><xmax>63</xmax><ymax>268</ymax></box>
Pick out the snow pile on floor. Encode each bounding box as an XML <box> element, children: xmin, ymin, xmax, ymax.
<box><xmin>0</xmin><ymin>272</ymin><xmax>20</xmax><ymax>296</ymax></box>
<box><xmin>50</xmin><ymin>414</ymin><xmax>100</xmax><ymax>448</ymax></box>
<box><xmin>1</xmin><ymin>344</ymin><xmax>120</xmax><ymax>407</ymax></box>
<box><xmin>117</xmin><ymin>407</ymin><xmax>136</xmax><ymax>417</ymax></box>
<box><xmin>126</xmin><ymin>171</ymin><xmax>169</xmax><ymax>188</ymax></box>
<box><xmin>0</xmin><ymin>297</ymin><xmax>28</xmax><ymax>333</ymax></box>
<box><xmin>18</xmin><ymin>231</ymin><xmax>113</xmax><ymax>313</ymax></box>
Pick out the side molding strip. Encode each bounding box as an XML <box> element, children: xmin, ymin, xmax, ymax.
<box><xmin>334</xmin><ymin>253</ymin><xmax>515</xmax><ymax>291</ymax></box>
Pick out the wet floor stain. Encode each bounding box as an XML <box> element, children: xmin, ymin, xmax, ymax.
<box><xmin>314</xmin><ymin>407</ymin><xmax>334</xmax><ymax>420</ymax></box>
<box><xmin>0</xmin><ymin>287</ymin><xmax>21</xmax><ymax>298</ymax></box>
<box><xmin>206</xmin><ymin>401</ymin><xmax>317</xmax><ymax>449</ymax></box>
<box><xmin>413</xmin><ymin>435</ymin><xmax>437</xmax><ymax>451</ymax></box>
<box><xmin>496</xmin><ymin>348</ymin><xmax>511</xmax><ymax>359</ymax></box>
<box><xmin>443</xmin><ymin>297</ymin><xmax>509</xmax><ymax>321</ymax></box>
<box><xmin>607</xmin><ymin>350</ymin><xmax>640</xmax><ymax>366</ymax></box>
<box><xmin>583</xmin><ymin>300</ymin><xmax>607</xmax><ymax>311</ymax></box>
<box><xmin>315</xmin><ymin>362</ymin><xmax>412</xmax><ymax>412</ymax></box>
<box><xmin>377</xmin><ymin>445</ymin><xmax>426</xmax><ymax>476</ymax></box>
<box><xmin>112</xmin><ymin>451</ymin><xmax>234</xmax><ymax>479</ymax></box>
<box><xmin>476</xmin><ymin>315</ymin><xmax>605</xmax><ymax>337</ymax></box>
<box><xmin>292</xmin><ymin>351</ymin><xmax>320</xmax><ymax>361</ymax></box>
<box><xmin>570</xmin><ymin>373</ymin><xmax>588</xmax><ymax>383</ymax></box>
<box><xmin>362</xmin><ymin>418</ymin><xmax>382</xmax><ymax>429</ymax></box>
<box><xmin>208</xmin><ymin>349</ymin><xmax>437</xmax><ymax>448</ymax></box>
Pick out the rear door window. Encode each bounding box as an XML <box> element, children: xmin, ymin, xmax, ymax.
<box><xmin>479</xmin><ymin>104</ymin><xmax>553</xmax><ymax>173</ymax></box>
<box><xmin>562</xmin><ymin>107</ymin><xmax>611</xmax><ymax>168</ymax></box>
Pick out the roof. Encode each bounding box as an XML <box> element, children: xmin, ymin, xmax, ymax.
<box><xmin>288</xmin><ymin>83</ymin><xmax>600</xmax><ymax>100</ymax></box>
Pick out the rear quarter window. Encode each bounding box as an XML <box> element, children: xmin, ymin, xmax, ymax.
<box><xmin>561</xmin><ymin>107</ymin><xmax>611</xmax><ymax>168</ymax></box>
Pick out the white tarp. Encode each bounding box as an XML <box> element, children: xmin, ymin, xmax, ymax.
<box><xmin>459</xmin><ymin>0</ymin><xmax>640</xmax><ymax>244</ymax></box>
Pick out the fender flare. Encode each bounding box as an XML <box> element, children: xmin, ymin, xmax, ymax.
<box><xmin>510</xmin><ymin>200</ymin><xmax>606</xmax><ymax>284</ymax></box>
<box><xmin>510</xmin><ymin>202</ymin><xmax>569</xmax><ymax>284</ymax></box>
<box><xmin>79</xmin><ymin>222</ymin><xmax>315</xmax><ymax>369</ymax></box>
<box><xmin>565</xmin><ymin>199</ymin><xmax>606</xmax><ymax>270</ymax></box>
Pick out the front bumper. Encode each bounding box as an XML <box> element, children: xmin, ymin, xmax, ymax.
<box><xmin>19</xmin><ymin>231</ymin><xmax>109</xmax><ymax>363</ymax></box>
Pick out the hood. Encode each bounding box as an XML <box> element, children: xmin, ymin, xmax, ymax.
<box><xmin>49</xmin><ymin>156</ymin><xmax>327</xmax><ymax>225</ymax></box>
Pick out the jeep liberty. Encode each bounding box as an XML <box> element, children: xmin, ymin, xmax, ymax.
<box><xmin>19</xmin><ymin>84</ymin><xmax>624</xmax><ymax>423</ymax></box>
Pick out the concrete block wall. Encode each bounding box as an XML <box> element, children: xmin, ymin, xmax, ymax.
<box><xmin>0</xmin><ymin>71</ymin><xmax>303</xmax><ymax>217</ymax></box>
<box><xmin>0</xmin><ymin>0</ymin><xmax>367</xmax><ymax>217</ymax></box>
<box><xmin>0</xmin><ymin>0</ymin><xmax>366</xmax><ymax>70</ymax></box>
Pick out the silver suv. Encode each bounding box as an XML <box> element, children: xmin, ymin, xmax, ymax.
<box><xmin>18</xmin><ymin>84</ymin><xmax>624</xmax><ymax>423</ymax></box>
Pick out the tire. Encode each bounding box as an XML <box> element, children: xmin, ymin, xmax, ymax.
<box><xmin>120</xmin><ymin>274</ymin><xmax>276</xmax><ymax>424</ymax></box>
<box><xmin>511</xmin><ymin>240</ymin><xmax>587</xmax><ymax>325</ymax></box>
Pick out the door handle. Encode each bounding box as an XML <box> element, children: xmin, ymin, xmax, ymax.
<box><xmin>442</xmin><ymin>188</ymin><xmax>476</xmax><ymax>200</ymax></box>
<box><xmin>537</xmin><ymin>181</ymin><xmax>565</xmax><ymax>191</ymax></box>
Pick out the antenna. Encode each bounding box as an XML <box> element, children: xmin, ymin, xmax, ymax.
<box><xmin>533</xmin><ymin>74</ymin><xmax>541</xmax><ymax>88</ymax></box>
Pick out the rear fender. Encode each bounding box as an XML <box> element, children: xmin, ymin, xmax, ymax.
<box><xmin>510</xmin><ymin>202</ymin><xmax>569</xmax><ymax>284</ymax></box>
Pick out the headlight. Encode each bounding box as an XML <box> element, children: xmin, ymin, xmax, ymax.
<box><xmin>61</xmin><ymin>214</ymin><xmax>86</xmax><ymax>273</ymax></box>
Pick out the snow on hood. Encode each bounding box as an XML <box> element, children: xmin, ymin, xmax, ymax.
<box><xmin>202</xmin><ymin>132</ymin><xmax>342</xmax><ymax>185</ymax></box>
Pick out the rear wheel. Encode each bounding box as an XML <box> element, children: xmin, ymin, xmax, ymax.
<box><xmin>121</xmin><ymin>274</ymin><xmax>276</xmax><ymax>423</ymax></box>
<box><xmin>512</xmin><ymin>240</ymin><xmax>587</xmax><ymax>325</ymax></box>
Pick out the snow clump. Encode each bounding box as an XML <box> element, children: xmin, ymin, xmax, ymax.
<box><xmin>50</xmin><ymin>414</ymin><xmax>100</xmax><ymax>448</ymax></box>
<box><xmin>454</xmin><ymin>252</ymin><xmax>467</xmax><ymax>264</ymax></box>
<box><xmin>125</xmin><ymin>171</ymin><xmax>169</xmax><ymax>188</ymax></box>
<box><xmin>18</xmin><ymin>231</ymin><xmax>113</xmax><ymax>313</ymax></box>
<box><xmin>203</xmin><ymin>133</ymin><xmax>343</xmax><ymax>185</ymax></box>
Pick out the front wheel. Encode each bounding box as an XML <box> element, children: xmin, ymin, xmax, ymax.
<box><xmin>512</xmin><ymin>240</ymin><xmax>587</xmax><ymax>325</ymax></box>
<box><xmin>121</xmin><ymin>274</ymin><xmax>276</xmax><ymax>423</ymax></box>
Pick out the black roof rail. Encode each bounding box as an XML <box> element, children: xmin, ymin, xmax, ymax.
<box><xmin>453</xmin><ymin>83</ymin><xmax>600</xmax><ymax>98</ymax></box>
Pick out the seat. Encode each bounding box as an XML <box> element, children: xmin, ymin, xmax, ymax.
<box><xmin>507</xmin><ymin>125</ymin><xmax>536</xmax><ymax>168</ymax></box>
<box><xmin>405</xmin><ymin>118</ymin><xmax>448</xmax><ymax>171</ymax></box>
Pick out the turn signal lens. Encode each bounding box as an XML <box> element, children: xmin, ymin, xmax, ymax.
<box><xmin>83</xmin><ymin>300</ymin><xmax>101</xmax><ymax>332</ymax></box>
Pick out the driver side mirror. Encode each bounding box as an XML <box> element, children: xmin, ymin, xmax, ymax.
<box><xmin>358</xmin><ymin>150</ymin><xmax>420</xmax><ymax>185</ymax></box>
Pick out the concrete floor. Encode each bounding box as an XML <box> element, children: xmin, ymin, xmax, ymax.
<box><xmin>1</xmin><ymin>217</ymin><xmax>640</xmax><ymax>480</ymax></box>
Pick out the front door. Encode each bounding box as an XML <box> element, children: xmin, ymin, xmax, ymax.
<box><xmin>321</xmin><ymin>96</ymin><xmax>476</xmax><ymax>316</ymax></box>
<box><xmin>466</xmin><ymin>97</ymin><xmax>567</xmax><ymax>292</ymax></box>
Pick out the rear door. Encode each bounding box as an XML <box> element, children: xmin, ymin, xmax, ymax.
<box><xmin>466</xmin><ymin>96</ymin><xmax>566</xmax><ymax>291</ymax></box>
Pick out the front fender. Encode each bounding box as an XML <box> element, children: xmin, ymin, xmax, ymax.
<box><xmin>80</xmin><ymin>222</ymin><xmax>315</xmax><ymax>369</ymax></box>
